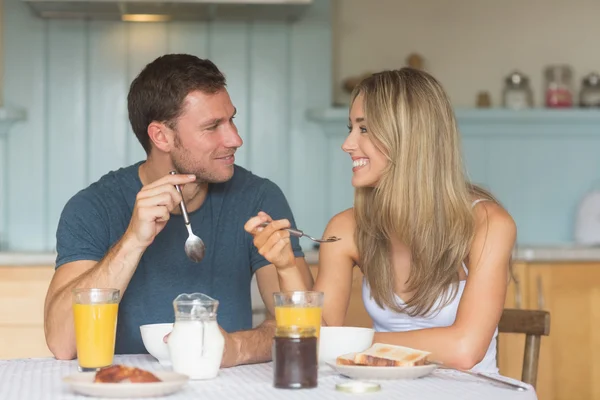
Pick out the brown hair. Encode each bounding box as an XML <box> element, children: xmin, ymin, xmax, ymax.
<box><xmin>127</xmin><ymin>54</ymin><xmax>226</xmax><ymax>154</ymax></box>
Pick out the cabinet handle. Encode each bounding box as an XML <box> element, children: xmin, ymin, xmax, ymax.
<box><xmin>510</xmin><ymin>268</ymin><xmax>522</xmax><ymax>309</ymax></box>
<box><xmin>514</xmin><ymin>277</ymin><xmax>522</xmax><ymax>309</ymax></box>
<box><xmin>537</xmin><ymin>276</ymin><xmax>545</xmax><ymax>310</ymax></box>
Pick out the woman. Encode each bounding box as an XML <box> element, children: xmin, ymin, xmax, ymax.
<box><xmin>245</xmin><ymin>68</ymin><xmax>516</xmax><ymax>373</ymax></box>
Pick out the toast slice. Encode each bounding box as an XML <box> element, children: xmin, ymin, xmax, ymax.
<box><xmin>336</xmin><ymin>352</ymin><xmax>359</xmax><ymax>366</ymax></box>
<box><xmin>353</xmin><ymin>343</ymin><xmax>430</xmax><ymax>367</ymax></box>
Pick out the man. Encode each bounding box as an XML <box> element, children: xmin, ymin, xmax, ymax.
<box><xmin>43</xmin><ymin>54</ymin><xmax>313</xmax><ymax>367</ymax></box>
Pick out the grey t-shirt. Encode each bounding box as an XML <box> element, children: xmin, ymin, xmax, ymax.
<box><xmin>55</xmin><ymin>162</ymin><xmax>303</xmax><ymax>354</ymax></box>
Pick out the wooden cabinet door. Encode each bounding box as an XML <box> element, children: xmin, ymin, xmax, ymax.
<box><xmin>497</xmin><ymin>261</ymin><xmax>528</xmax><ymax>380</ymax></box>
<box><xmin>0</xmin><ymin>266</ymin><xmax>55</xmax><ymax>359</ymax></box>
<box><xmin>528</xmin><ymin>262</ymin><xmax>600</xmax><ymax>400</ymax></box>
<box><xmin>309</xmin><ymin>265</ymin><xmax>372</xmax><ymax>328</ymax></box>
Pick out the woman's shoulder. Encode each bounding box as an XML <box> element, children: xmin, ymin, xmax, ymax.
<box><xmin>463</xmin><ymin>199</ymin><xmax>516</xmax><ymax>272</ymax></box>
<box><xmin>471</xmin><ymin>199</ymin><xmax>516</xmax><ymax>234</ymax></box>
<box><xmin>327</xmin><ymin>207</ymin><xmax>356</xmax><ymax>229</ymax></box>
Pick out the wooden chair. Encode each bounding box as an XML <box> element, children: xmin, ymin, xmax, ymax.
<box><xmin>498</xmin><ymin>308</ymin><xmax>551</xmax><ymax>388</ymax></box>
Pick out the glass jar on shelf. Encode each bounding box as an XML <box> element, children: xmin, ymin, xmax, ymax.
<box><xmin>502</xmin><ymin>71</ymin><xmax>533</xmax><ymax>110</ymax></box>
<box><xmin>579</xmin><ymin>72</ymin><xmax>600</xmax><ymax>108</ymax></box>
<box><xmin>544</xmin><ymin>65</ymin><xmax>574</xmax><ymax>108</ymax></box>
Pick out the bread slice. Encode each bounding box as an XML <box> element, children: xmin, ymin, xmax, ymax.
<box><xmin>336</xmin><ymin>352</ymin><xmax>359</xmax><ymax>366</ymax></box>
<box><xmin>353</xmin><ymin>343</ymin><xmax>430</xmax><ymax>367</ymax></box>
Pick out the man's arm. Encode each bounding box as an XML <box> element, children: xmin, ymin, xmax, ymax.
<box><xmin>44</xmin><ymin>238</ymin><xmax>147</xmax><ymax>359</ymax></box>
<box><xmin>44</xmin><ymin>173</ymin><xmax>195</xmax><ymax>360</ymax></box>
<box><xmin>221</xmin><ymin>318</ymin><xmax>276</xmax><ymax>367</ymax></box>
<box><xmin>220</xmin><ymin>257</ymin><xmax>312</xmax><ymax>367</ymax></box>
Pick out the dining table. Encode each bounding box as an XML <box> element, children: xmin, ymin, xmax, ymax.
<box><xmin>0</xmin><ymin>354</ymin><xmax>538</xmax><ymax>399</ymax></box>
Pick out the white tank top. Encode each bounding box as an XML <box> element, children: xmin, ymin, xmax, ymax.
<box><xmin>361</xmin><ymin>199</ymin><xmax>499</xmax><ymax>373</ymax></box>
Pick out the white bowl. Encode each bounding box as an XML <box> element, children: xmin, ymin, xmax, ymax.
<box><xmin>318</xmin><ymin>326</ymin><xmax>374</xmax><ymax>364</ymax></box>
<box><xmin>140</xmin><ymin>323</ymin><xmax>173</xmax><ymax>365</ymax></box>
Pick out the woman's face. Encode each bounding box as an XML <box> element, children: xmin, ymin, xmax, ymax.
<box><xmin>342</xmin><ymin>94</ymin><xmax>388</xmax><ymax>188</ymax></box>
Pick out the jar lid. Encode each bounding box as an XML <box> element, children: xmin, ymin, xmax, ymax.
<box><xmin>583</xmin><ymin>73</ymin><xmax>600</xmax><ymax>87</ymax></box>
<box><xmin>505</xmin><ymin>71</ymin><xmax>529</xmax><ymax>86</ymax></box>
<box><xmin>275</xmin><ymin>326</ymin><xmax>316</xmax><ymax>338</ymax></box>
<box><xmin>544</xmin><ymin>64</ymin><xmax>573</xmax><ymax>79</ymax></box>
<box><xmin>335</xmin><ymin>381</ymin><xmax>381</xmax><ymax>393</ymax></box>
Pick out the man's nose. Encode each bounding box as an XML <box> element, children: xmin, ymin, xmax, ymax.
<box><xmin>224</xmin><ymin>127</ymin><xmax>243</xmax><ymax>148</ymax></box>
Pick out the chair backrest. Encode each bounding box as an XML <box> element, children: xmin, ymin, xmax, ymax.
<box><xmin>498</xmin><ymin>308</ymin><xmax>551</xmax><ymax>388</ymax></box>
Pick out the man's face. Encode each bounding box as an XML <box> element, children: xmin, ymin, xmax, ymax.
<box><xmin>170</xmin><ymin>89</ymin><xmax>243</xmax><ymax>183</ymax></box>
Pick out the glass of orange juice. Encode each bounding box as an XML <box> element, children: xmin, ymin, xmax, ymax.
<box><xmin>72</xmin><ymin>288</ymin><xmax>120</xmax><ymax>372</ymax></box>
<box><xmin>273</xmin><ymin>291</ymin><xmax>323</xmax><ymax>338</ymax></box>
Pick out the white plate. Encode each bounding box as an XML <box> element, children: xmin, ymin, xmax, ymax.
<box><xmin>326</xmin><ymin>361</ymin><xmax>437</xmax><ymax>380</ymax></box>
<box><xmin>63</xmin><ymin>371</ymin><xmax>189</xmax><ymax>398</ymax></box>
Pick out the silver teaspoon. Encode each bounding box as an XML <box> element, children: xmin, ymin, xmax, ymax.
<box><xmin>170</xmin><ymin>171</ymin><xmax>205</xmax><ymax>263</ymax></box>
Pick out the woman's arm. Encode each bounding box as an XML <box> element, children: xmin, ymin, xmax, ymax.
<box><xmin>373</xmin><ymin>202</ymin><xmax>516</xmax><ymax>370</ymax></box>
<box><xmin>245</xmin><ymin>209</ymin><xmax>358</xmax><ymax>326</ymax></box>
<box><xmin>311</xmin><ymin>209</ymin><xmax>357</xmax><ymax>326</ymax></box>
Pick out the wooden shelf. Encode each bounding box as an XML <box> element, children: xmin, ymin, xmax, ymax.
<box><xmin>306</xmin><ymin>107</ymin><xmax>600</xmax><ymax>137</ymax></box>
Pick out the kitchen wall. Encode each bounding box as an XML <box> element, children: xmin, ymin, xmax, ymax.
<box><xmin>309</xmin><ymin>108</ymin><xmax>600</xmax><ymax>246</ymax></box>
<box><xmin>333</xmin><ymin>0</ymin><xmax>600</xmax><ymax>107</ymax></box>
<box><xmin>1</xmin><ymin>0</ymin><xmax>332</xmax><ymax>251</ymax></box>
<box><xmin>2</xmin><ymin>0</ymin><xmax>600</xmax><ymax>252</ymax></box>
<box><xmin>317</xmin><ymin>0</ymin><xmax>600</xmax><ymax>246</ymax></box>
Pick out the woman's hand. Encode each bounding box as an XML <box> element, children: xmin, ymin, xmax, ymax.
<box><xmin>244</xmin><ymin>211</ymin><xmax>296</xmax><ymax>269</ymax></box>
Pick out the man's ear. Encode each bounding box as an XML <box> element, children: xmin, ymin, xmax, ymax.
<box><xmin>148</xmin><ymin>121</ymin><xmax>174</xmax><ymax>152</ymax></box>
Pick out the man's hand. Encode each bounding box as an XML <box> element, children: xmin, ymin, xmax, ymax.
<box><xmin>125</xmin><ymin>173</ymin><xmax>197</xmax><ymax>248</ymax></box>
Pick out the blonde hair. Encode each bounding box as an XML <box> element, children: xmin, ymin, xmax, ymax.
<box><xmin>351</xmin><ymin>68</ymin><xmax>496</xmax><ymax>316</ymax></box>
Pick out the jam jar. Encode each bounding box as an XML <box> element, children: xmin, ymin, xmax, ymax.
<box><xmin>272</xmin><ymin>326</ymin><xmax>318</xmax><ymax>389</ymax></box>
<box><xmin>544</xmin><ymin>65</ymin><xmax>574</xmax><ymax>108</ymax></box>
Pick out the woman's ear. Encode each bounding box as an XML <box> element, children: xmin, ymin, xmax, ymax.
<box><xmin>148</xmin><ymin>121</ymin><xmax>173</xmax><ymax>153</ymax></box>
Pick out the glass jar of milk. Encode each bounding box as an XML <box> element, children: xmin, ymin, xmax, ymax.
<box><xmin>167</xmin><ymin>293</ymin><xmax>224</xmax><ymax>379</ymax></box>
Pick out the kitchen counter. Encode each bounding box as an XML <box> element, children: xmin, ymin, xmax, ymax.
<box><xmin>0</xmin><ymin>252</ymin><xmax>57</xmax><ymax>265</ymax></box>
<box><xmin>3</xmin><ymin>244</ymin><xmax>600</xmax><ymax>266</ymax></box>
<box><xmin>303</xmin><ymin>244</ymin><xmax>600</xmax><ymax>266</ymax></box>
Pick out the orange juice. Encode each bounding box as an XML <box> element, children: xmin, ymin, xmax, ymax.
<box><xmin>73</xmin><ymin>303</ymin><xmax>118</xmax><ymax>368</ymax></box>
<box><xmin>275</xmin><ymin>306</ymin><xmax>322</xmax><ymax>338</ymax></box>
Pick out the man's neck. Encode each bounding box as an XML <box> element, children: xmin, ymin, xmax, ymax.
<box><xmin>138</xmin><ymin>156</ymin><xmax>208</xmax><ymax>214</ymax></box>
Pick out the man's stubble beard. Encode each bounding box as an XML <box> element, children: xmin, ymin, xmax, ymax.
<box><xmin>171</xmin><ymin>144</ymin><xmax>233</xmax><ymax>184</ymax></box>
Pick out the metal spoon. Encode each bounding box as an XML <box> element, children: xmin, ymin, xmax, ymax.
<box><xmin>170</xmin><ymin>171</ymin><xmax>205</xmax><ymax>263</ymax></box>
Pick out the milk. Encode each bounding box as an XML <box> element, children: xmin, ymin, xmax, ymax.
<box><xmin>167</xmin><ymin>320</ymin><xmax>224</xmax><ymax>380</ymax></box>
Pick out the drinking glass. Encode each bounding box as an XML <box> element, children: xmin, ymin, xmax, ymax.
<box><xmin>72</xmin><ymin>288</ymin><xmax>120</xmax><ymax>372</ymax></box>
<box><xmin>273</xmin><ymin>291</ymin><xmax>323</xmax><ymax>338</ymax></box>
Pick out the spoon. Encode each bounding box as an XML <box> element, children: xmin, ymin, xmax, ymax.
<box><xmin>170</xmin><ymin>171</ymin><xmax>205</xmax><ymax>263</ymax></box>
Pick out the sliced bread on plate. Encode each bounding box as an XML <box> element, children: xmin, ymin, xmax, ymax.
<box><xmin>335</xmin><ymin>343</ymin><xmax>430</xmax><ymax>367</ymax></box>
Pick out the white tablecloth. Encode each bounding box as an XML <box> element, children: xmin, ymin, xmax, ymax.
<box><xmin>0</xmin><ymin>355</ymin><xmax>538</xmax><ymax>400</ymax></box>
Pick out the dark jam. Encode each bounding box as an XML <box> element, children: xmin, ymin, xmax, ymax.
<box><xmin>273</xmin><ymin>327</ymin><xmax>318</xmax><ymax>389</ymax></box>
